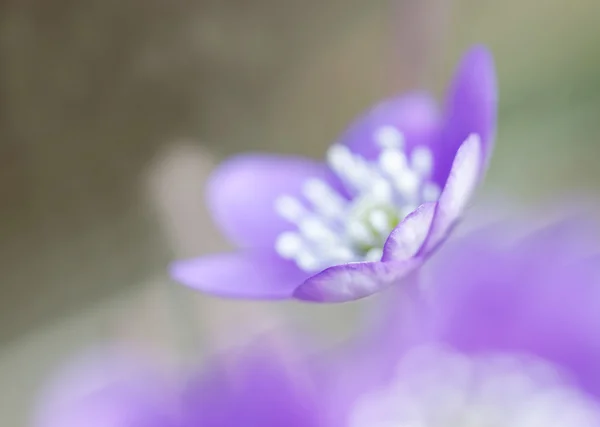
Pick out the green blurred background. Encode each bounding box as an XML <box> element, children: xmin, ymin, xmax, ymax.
<box><xmin>1</xmin><ymin>1</ymin><xmax>599</xmax><ymax>425</ymax></box>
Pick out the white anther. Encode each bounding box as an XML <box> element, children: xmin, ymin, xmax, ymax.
<box><xmin>411</xmin><ymin>146</ymin><xmax>434</xmax><ymax>176</ymax></box>
<box><xmin>375</xmin><ymin>126</ymin><xmax>404</xmax><ymax>149</ymax></box>
<box><xmin>365</xmin><ymin>248</ymin><xmax>383</xmax><ymax>262</ymax></box>
<box><xmin>302</xmin><ymin>178</ymin><xmax>329</xmax><ymax>200</ymax></box>
<box><xmin>330</xmin><ymin>247</ymin><xmax>357</xmax><ymax>263</ymax></box>
<box><xmin>299</xmin><ymin>217</ymin><xmax>337</xmax><ymax>243</ymax></box>
<box><xmin>296</xmin><ymin>250</ymin><xmax>320</xmax><ymax>272</ymax></box>
<box><xmin>275</xmin><ymin>138</ymin><xmax>442</xmax><ymax>271</ymax></box>
<box><xmin>369</xmin><ymin>210</ymin><xmax>390</xmax><ymax>235</ymax></box>
<box><xmin>379</xmin><ymin>148</ymin><xmax>408</xmax><ymax>177</ymax></box>
<box><xmin>327</xmin><ymin>144</ymin><xmax>375</xmax><ymax>194</ymax></box>
<box><xmin>348</xmin><ymin>220</ymin><xmax>375</xmax><ymax>245</ymax></box>
<box><xmin>275</xmin><ymin>232</ymin><xmax>303</xmax><ymax>259</ymax></box>
<box><xmin>371</xmin><ymin>178</ymin><xmax>393</xmax><ymax>203</ymax></box>
<box><xmin>302</xmin><ymin>178</ymin><xmax>346</xmax><ymax>218</ymax></box>
<box><xmin>422</xmin><ymin>182</ymin><xmax>441</xmax><ymax>202</ymax></box>
<box><xmin>392</xmin><ymin>170</ymin><xmax>420</xmax><ymax>201</ymax></box>
<box><xmin>326</xmin><ymin>144</ymin><xmax>354</xmax><ymax>174</ymax></box>
<box><xmin>347</xmin><ymin>160</ymin><xmax>375</xmax><ymax>192</ymax></box>
<box><xmin>274</xmin><ymin>195</ymin><xmax>305</xmax><ymax>223</ymax></box>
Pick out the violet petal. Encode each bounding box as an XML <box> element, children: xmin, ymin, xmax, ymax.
<box><xmin>434</xmin><ymin>45</ymin><xmax>497</xmax><ymax>184</ymax></box>
<box><xmin>207</xmin><ymin>154</ymin><xmax>339</xmax><ymax>249</ymax></box>
<box><xmin>422</xmin><ymin>134</ymin><xmax>482</xmax><ymax>254</ymax></box>
<box><xmin>183</xmin><ymin>337</ymin><xmax>323</xmax><ymax>427</ymax></box>
<box><xmin>171</xmin><ymin>251</ymin><xmax>309</xmax><ymax>300</ymax></box>
<box><xmin>339</xmin><ymin>92</ymin><xmax>441</xmax><ymax>160</ymax></box>
<box><xmin>425</xmin><ymin>223</ymin><xmax>600</xmax><ymax>399</ymax></box>
<box><xmin>33</xmin><ymin>352</ymin><xmax>176</xmax><ymax>427</ymax></box>
<box><xmin>294</xmin><ymin>259</ymin><xmax>422</xmax><ymax>303</ymax></box>
<box><xmin>382</xmin><ymin>202</ymin><xmax>437</xmax><ymax>262</ymax></box>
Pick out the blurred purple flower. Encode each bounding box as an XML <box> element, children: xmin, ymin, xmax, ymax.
<box><xmin>34</xmin><ymin>340</ymin><xmax>330</xmax><ymax>427</ymax></box>
<box><xmin>170</xmin><ymin>45</ymin><xmax>497</xmax><ymax>302</ymax></box>
<box><xmin>340</xmin><ymin>219</ymin><xmax>600</xmax><ymax>426</ymax></box>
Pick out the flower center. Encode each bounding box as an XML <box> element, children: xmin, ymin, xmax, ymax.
<box><xmin>274</xmin><ymin>127</ymin><xmax>441</xmax><ymax>272</ymax></box>
<box><xmin>349</xmin><ymin>346</ymin><xmax>600</xmax><ymax>427</ymax></box>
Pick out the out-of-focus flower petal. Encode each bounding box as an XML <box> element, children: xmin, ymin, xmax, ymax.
<box><xmin>340</xmin><ymin>92</ymin><xmax>441</xmax><ymax>160</ymax></box>
<box><xmin>382</xmin><ymin>202</ymin><xmax>437</xmax><ymax>261</ymax></box>
<box><xmin>35</xmin><ymin>338</ymin><xmax>326</xmax><ymax>427</ymax></box>
<box><xmin>207</xmin><ymin>154</ymin><xmax>341</xmax><ymax>249</ymax></box>
<box><xmin>294</xmin><ymin>258</ymin><xmax>422</xmax><ymax>302</ymax></box>
<box><xmin>419</xmin><ymin>220</ymin><xmax>600</xmax><ymax>399</ymax></box>
<box><xmin>434</xmin><ymin>45</ymin><xmax>497</xmax><ymax>184</ymax></box>
<box><xmin>171</xmin><ymin>251</ymin><xmax>310</xmax><ymax>299</ymax></box>
<box><xmin>33</xmin><ymin>351</ymin><xmax>177</xmax><ymax>427</ymax></box>
<box><xmin>421</xmin><ymin>134</ymin><xmax>482</xmax><ymax>254</ymax></box>
<box><xmin>182</xmin><ymin>337</ymin><xmax>324</xmax><ymax>427</ymax></box>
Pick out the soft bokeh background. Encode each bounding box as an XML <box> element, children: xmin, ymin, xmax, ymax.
<box><xmin>1</xmin><ymin>1</ymin><xmax>600</xmax><ymax>425</ymax></box>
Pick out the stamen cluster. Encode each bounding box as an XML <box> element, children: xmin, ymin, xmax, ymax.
<box><xmin>275</xmin><ymin>128</ymin><xmax>440</xmax><ymax>272</ymax></box>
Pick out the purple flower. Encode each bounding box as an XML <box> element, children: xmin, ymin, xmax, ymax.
<box><xmin>34</xmin><ymin>340</ymin><xmax>329</xmax><ymax>427</ymax></box>
<box><xmin>170</xmin><ymin>46</ymin><xmax>497</xmax><ymax>302</ymax></box>
<box><xmin>341</xmin><ymin>219</ymin><xmax>600</xmax><ymax>426</ymax></box>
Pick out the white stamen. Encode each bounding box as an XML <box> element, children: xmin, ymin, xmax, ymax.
<box><xmin>274</xmin><ymin>195</ymin><xmax>305</xmax><ymax>223</ymax></box>
<box><xmin>348</xmin><ymin>220</ymin><xmax>375</xmax><ymax>245</ymax></box>
<box><xmin>296</xmin><ymin>250</ymin><xmax>320</xmax><ymax>271</ymax></box>
<box><xmin>275</xmin><ymin>128</ymin><xmax>441</xmax><ymax>272</ymax></box>
<box><xmin>422</xmin><ymin>182</ymin><xmax>442</xmax><ymax>202</ymax></box>
<box><xmin>327</xmin><ymin>144</ymin><xmax>372</xmax><ymax>194</ymax></box>
<box><xmin>350</xmin><ymin>161</ymin><xmax>374</xmax><ymax>190</ymax></box>
<box><xmin>411</xmin><ymin>146</ymin><xmax>434</xmax><ymax>176</ymax></box>
<box><xmin>330</xmin><ymin>247</ymin><xmax>357</xmax><ymax>262</ymax></box>
<box><xmin>392</xmin><ymin>169</ymin><xmax>420</xmax><ymax>201</ymax></box>
<box><xmin>326</xmin><ymin>144</ymin><xmax>354</xmax><ymax>176</ymax></box>
<box><xmin>299</xmin><ymin>217</ymin><xmax>337</xmax><ymax>244</ymax></box>
<box><xmin>369</xmin><ymin>210</ymin><xmax>390</xmax><ymax>235</ymax></box>
<box><xmin>275</xmin><ymin>232</ymin><xmax>303</xmax><ymax>259</ymax></box>
<box><xmin>302</xmin><ymin>178</ymin><xmax>346</xmax><ymax>218</ymax></box>
<box><xmin>365</xmin><ymin>248</ymin><xmax>383</xmax><ymax>262</ymax></box>
<box><xmin>371</xmin><ymin>178</ymin><xmax>393</xmax><ymax>203</ymax></box>
<box><xmin>379</xmin><ymin>148</ymin><xmax>408</xmax><ymax>177</ymax></box>
<box><xmin>377</xmin><ymin>148</ymin><xmax>422</xmax><ymax>203</ymax></box>
<box><xmin>375</xmin><ymin>126</ymin><xmax>404</xmax><ymax>149</ymax></box>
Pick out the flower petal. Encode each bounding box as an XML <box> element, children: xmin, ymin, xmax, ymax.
<box><xmin>422</xmin><ymin>134</ymin><xmax>482</xmax><ymax>254</ymax></box>
<box><xmin>207</xmin><ymin>154</ymin><xmax>339</xmax><ymax>249</ymax></box>
<box><xmin>294</xmin><ymin>259</ymin><xmax>422</xmax><ymax>303</ymax></box>
<box><xmin>382</xmin><ymin>202</ymin><xmax>437</xmax><ymax>262</ymax></box>
<box><xmin>339</xmin><ymin>92</ymin><xmax>441</xmax><ymax>160</ymax></box>
<box><xmin>424</xmin><ymin>224</ymin><xmax>600</xmax><ymax>398</ymax></box>
<box><xmin>183</xmin><ymin>337</ymin><xmax>322</xmax><ymax>427</ymax></box>
<box><xmin>170</xmin><ymin>251</ymin><xmax>309</xmax><ymax>300</ymax></box>
<box><xmin>34</xmin><ymin>351</ymin><xmax>176</xmax><ymax>427</ymax></box>
<box><xmin>434</xmin><ymin>45</ymin><xmax>497</xmax><ymax>184</ymax></box>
